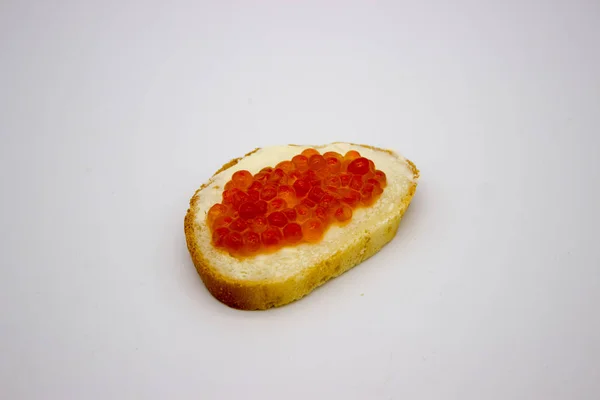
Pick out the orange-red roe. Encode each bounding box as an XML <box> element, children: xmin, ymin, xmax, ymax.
<box><xmin>207</xmin><ymin>148</ymin><xmax>387</xmax><ymax>256</ymax></box>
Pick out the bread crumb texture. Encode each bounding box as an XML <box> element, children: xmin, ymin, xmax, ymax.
<box><xmin>184</xmin><ymin>143</ymin><xmax>419</xmax><ymax>310</ymax></box>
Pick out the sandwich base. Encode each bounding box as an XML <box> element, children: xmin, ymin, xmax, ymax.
<box><xmin>184</xmin><ymin>144</ymin><xmax>419</xmax><ymax>310</ymax></box>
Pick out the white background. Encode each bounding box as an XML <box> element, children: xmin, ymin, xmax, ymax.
<box><xmin>1</xmin><ymin>1</ymin><xmax>599</xmax><ymax>399</ymax></box>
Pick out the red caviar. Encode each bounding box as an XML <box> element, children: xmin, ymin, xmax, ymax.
<box><xmin>207</xmin><ymin>148</ymin><xmax>387</xmax><ymax>256</ymax></box>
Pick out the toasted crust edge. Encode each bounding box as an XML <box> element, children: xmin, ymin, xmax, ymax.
<box><xmin>184</xmin><ymin>144</ymin><xmax>419</xmax><ymax>310</ymax></box>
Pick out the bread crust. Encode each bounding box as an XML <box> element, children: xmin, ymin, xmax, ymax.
<box><xmin>184</xmin><ymin>144</ymin><xmax>419</xmax><ymax>310</ymax></box>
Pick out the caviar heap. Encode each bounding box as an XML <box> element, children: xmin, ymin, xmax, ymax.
<box><xmin>207</xmin><ymin>148</ymin><xmax>387</xmax><ymax>256</ymax></box>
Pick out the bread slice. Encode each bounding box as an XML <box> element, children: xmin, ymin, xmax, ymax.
<box><xmin>184</xmin><ymin>143</ymin><xmax>419</xmax><ymax>310</ymax></box>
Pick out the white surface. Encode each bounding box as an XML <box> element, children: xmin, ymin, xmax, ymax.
<box><xmin>1</xmin><ymin>1</ymin><xmax>599</xmax><ymax>399</ymax></box>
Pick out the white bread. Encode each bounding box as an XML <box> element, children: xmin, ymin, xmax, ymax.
<box><xmin>184</xmin><ymin>143</ymin><xmax>419</xmax><ymax>310</ymax></box>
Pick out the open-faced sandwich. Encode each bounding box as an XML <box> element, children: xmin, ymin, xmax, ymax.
<box><xmin>184</xmin><ymin>143</ymin><xmax>419</xmax><ymax>310</ymax></box>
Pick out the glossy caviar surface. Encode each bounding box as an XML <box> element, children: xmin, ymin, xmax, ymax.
<box><xmin>207</xmin><ymin>148</ymin><xmax>387</xmax><ymax>256</ymax></box>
